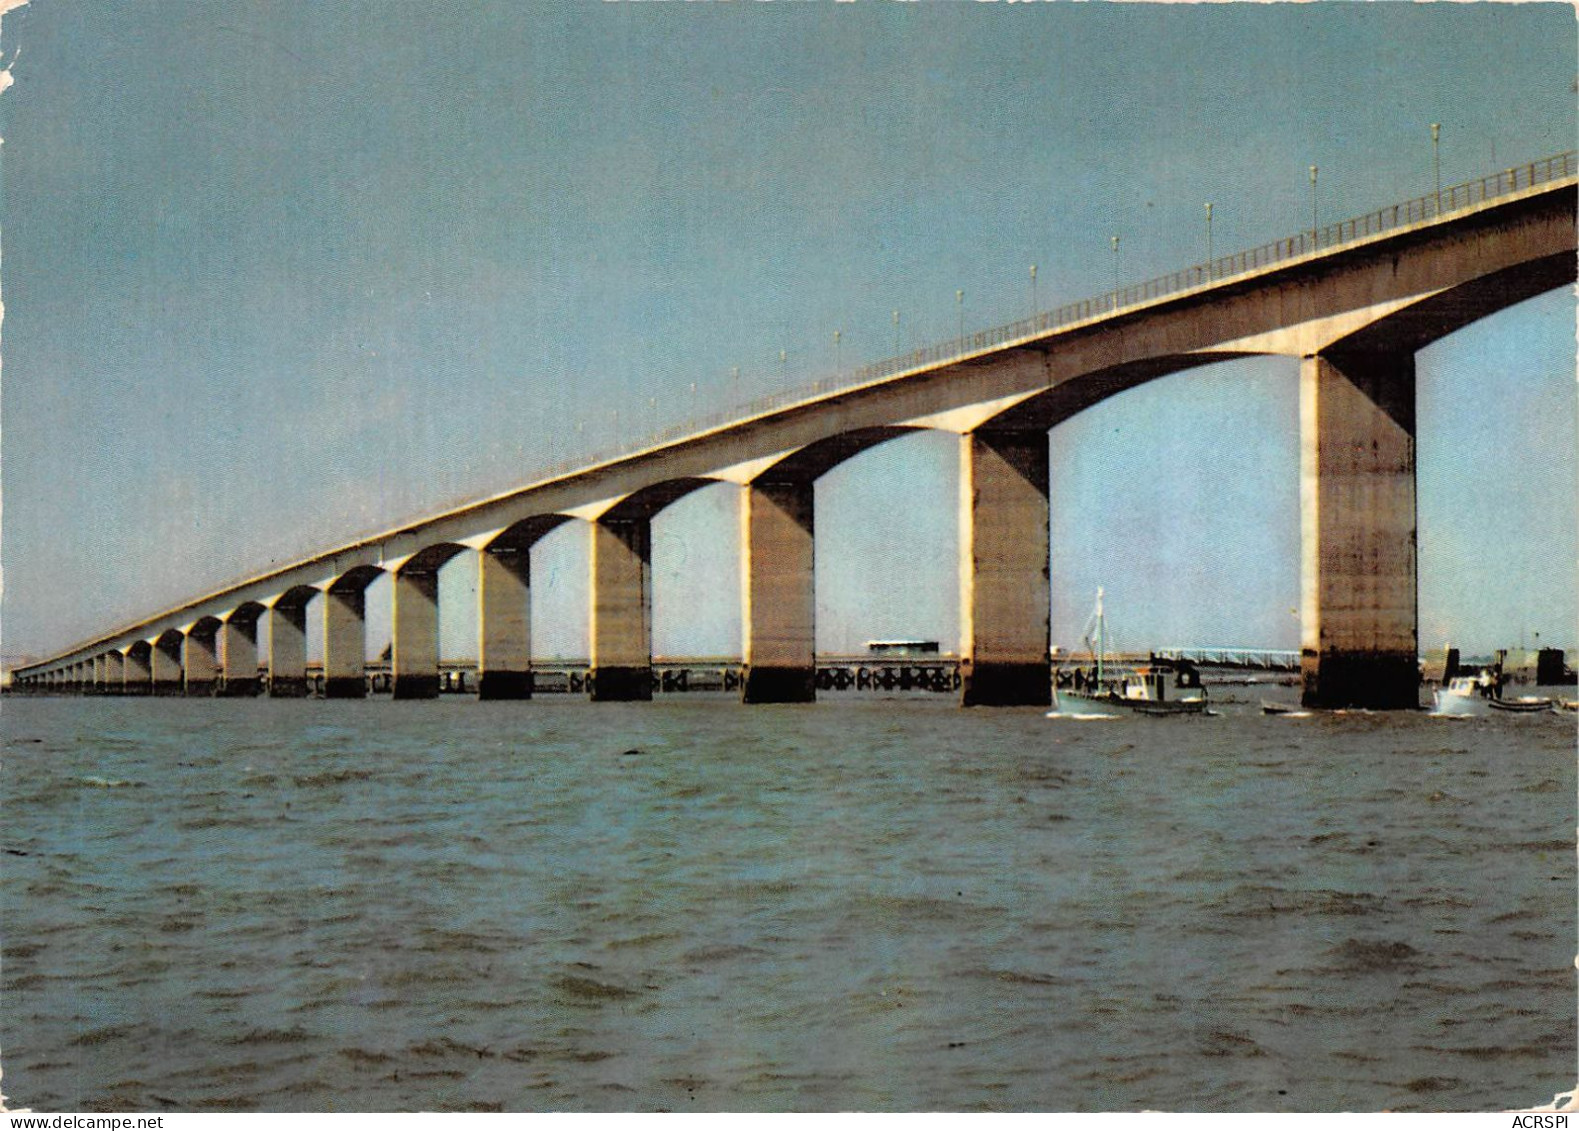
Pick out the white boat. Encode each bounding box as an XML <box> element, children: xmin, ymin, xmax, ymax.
<box><xmin>1431</xmin><ymin>674</ymin><xmax>1496</xmax><ymax>716</ymax></box>
<box><xmin>1050</xmin><ymin>590</ymin><xmax>1210</xmax><ymax>717</ymax></box>
<box><xmin>1431</xmin><ymin>670</ymin><xmax>1554</xmax><ymax>716</ymax></box>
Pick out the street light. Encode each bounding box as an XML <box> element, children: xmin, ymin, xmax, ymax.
<box><xmin>1431</xmin><ymin>122</ymin><xmax>1442</xmax><ymax>213</ymax></box>
<box><xmin>956</xmin><ymin>289</ymin><xmax>964</xmax><ymax>347</ymax></box>
<box><xmin>1029</xmin><ymin>264</ymin><xmax>1038</xmax><ymax>324</ymax></box>
<box><xmin>893</xmin><ymin>309</ymin><xmax>901</xmax><ymax>357</ymax></box>
<box><xmin>1309</xmin><ymin>164</ymin><xmax>1319</xmax><ymax>250</ymax></box>
<box><xmin>1110</xmin><ymin>235</ymin><xmax>1120</xmax><ymax>307</ymax></box>
<box><xmin>832</xmin><ymin>330</ymin><xmax>841</xmax><ymax>381</ymax></box>
<box><xmin>1204</xmin><ymin>203</ymin><xmax>1213</xmax><ymax>278</ymax></box>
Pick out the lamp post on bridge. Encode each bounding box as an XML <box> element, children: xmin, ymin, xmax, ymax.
<box><xmin>1029</xmin><ymin>264</ymin><xmax>1038</xmax><ymax>325</ymax></box>
<box><xmin>956</xmin><ymin>289</ymin><xmax>964</xmax><ymax>348</ymax></box>
<box><xmin>893</xmin><ymin>309</ymin><xmax>901</xmax><ymax>357</ymax></box>
<box><xmin>1309</xmin><ymin>164</ymin><xmax>1319</xmax><ymax>250</ymax></box>
<box><xmin>1204</xmin><ymin>203</ymin><xmax>1213</xmax><ymax>279</ymax></box>
<box><xmin>1431</xmin><ymin>122</ymin><xmax>1442</xmax><ymax>214</ymax></box>
<box><xmin>832</xmin><ymin>330</ymin><xmax>841</xmax><ymax>386</ymax></box>
<box><xmin>1110</xmin><ymin>235</ymin><xmax>1120</xmax><ymax>308</ymax></box>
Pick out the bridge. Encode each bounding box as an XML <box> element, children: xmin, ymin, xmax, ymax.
<box><xmin>13</xmin><ymin>154</ymin><xmax>1576</xmax><ymax>708</ymax></box>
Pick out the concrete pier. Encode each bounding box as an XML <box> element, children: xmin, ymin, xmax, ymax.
<box><xmin>958</xmin><ymin>430</ymin><xmax>1051</xmax><ymax>706</ymax></box>
<box><xmin>221</xmin><ymin>607</ymin><xmax>261</xmax><ymax>696</ymax></box>
<box><xmin>741</xmin><ymin>480</ymin><xmax>817</xmax><ymax>703</ymax></box>
<box><xmin>268</xmin><ymin>599</ymin><xmax>310</xmax><ymax>697</ymax></box>
<box><xmin>104</xmin><ymin>650</ymin><xmax>124</xmax><ymax>693</ymax></box>
<box><xmin>1299</xmin><ymin>349</ymin><xmax>1419</xmax><ymax>709</ymax></box>
<box><xmin>477</xmin><ymin>545</ymin><xmax>532</xmax><ymax>699</ymax></box>
<box><xmin>589</xmin><ymin>517</ymin><xmax>652</xmax><ymax>701</ymax></box>
<box><xmin>183</xmin><ymin>621</ymin><xmax>219</xmax><ymax>696</ymax></box>
<box><xmin>152</xmin><ymin>632</ymin><xmax>184</xmax><ymax>696</ymax></box>
<box><xmin>391</xmin><ymin>569</ymin><xmax>441</xmax><ymax>700</ymax></box>
<box><xmin>323</xmin><ymin>583</ymin><xmax>370</xmax><ymax>699</ymax></box>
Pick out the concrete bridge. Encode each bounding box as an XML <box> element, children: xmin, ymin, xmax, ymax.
<box><xmin>14</xmin><ymin>155</ymin><xmax>1577</xmax><ymax>708</ymax></box>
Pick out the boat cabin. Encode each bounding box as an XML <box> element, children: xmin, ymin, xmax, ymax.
<box><xmin>1121</xmin><ymin>660</ymin><xmax>1203</xmax><ymax>702</ymax></box>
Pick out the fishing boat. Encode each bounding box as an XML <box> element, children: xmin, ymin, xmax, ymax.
<box><xmin>1049</xmin><ymin>589</ymin><xmax>1210</xmax><ymax>717</ymax></box>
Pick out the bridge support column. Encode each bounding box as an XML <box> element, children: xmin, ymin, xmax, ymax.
<box><xmin>741</xmin><ymin>480</ymin><xmax>816</xmax><ymax>703</ymax></box>
<box><xmin>268</xmin><ymin>604</ymin><xmax>309</xmax><ymax>697</ymax></box>
<box><xmin>392</xmin><ymin>570</ymin><xmax>441</xmax><ymax>700</ymax></box>
<box><xmin>589</xmin><ymin>517</ymin><xmax>652</xmax><ymax>701</ymax></box>
<box><xmin>125</xmin><ymin>649</ymin><xmax>152</xmax><ymax>694</ymax></box>
<box><xmin>89</xmin><ymin>656</ymin><xmax>105</xmax><ymax>694</ymax></box>
<box><xmin>102</xmin><ymin>651</ymin><xmax>124</xmax><ymax>695</ymax></box>
<box><xmin>151</xmin><ymin>638</ymin><xmax>183</xmax><ymax>696</ymax></box>
<box><xmin>1300</xmin><ymin>349</ymin><xmax>1419</xmax><ymax>709</ymax></box>
<box><xmin>183</xmin><ymin>629</ymin><xmax>218</xmax><ymax>696</ymax></box>
<box><xmin>478</xmin><ymin>546</ymin><xmax>532</xmax><ymax>699</ymax></box>
<box><xmin>220</xmin><ymin>616</ymin><xmax>260</xmax><ymax>697</ymax></box>
<box><xmin>323</xmin><ymin>588</ymin><xmax>368</xmax><ymax>699</ymax></box>
<box><xmin>959</xmin><ymin>430</ymin><xmax>1051</xmax><ymax>706</ymax></box>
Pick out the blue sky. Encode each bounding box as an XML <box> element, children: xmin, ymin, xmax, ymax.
<box><xmin>2</xmin><ymin>2</ymin><xmax>1574</xmax><ymax>664</ymax></box>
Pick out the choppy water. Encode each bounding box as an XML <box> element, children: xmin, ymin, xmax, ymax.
<box><xmin>2</xmin><ymin>692</ymin><xmax>1573</xmax><ymax>1112</ymax></box>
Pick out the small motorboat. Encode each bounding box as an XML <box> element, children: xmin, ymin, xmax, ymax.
<box><xmin>1431</xmin><ymin>673</ymin><xmax>1498</xmax><ymax>717</ymax></box>
<box><xmin>1261</xmin><ymin>700</ymin><xmax>1310</xmax><ymax>717</ymax></box>
<box><xmin>1485</xmin><ymin>695</ymin><xmax>1556</xmax><ymax>714</ymax></box>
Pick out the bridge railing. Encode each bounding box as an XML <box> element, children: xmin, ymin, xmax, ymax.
<box><xmin>536</xmin><ymin>150</ymin><xmax>1576</xmax><ymax>481</ymax></box>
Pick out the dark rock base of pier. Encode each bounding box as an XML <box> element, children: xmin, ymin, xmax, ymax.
<box><xmin>960</xmin><ymin>662</ymin><xmax>1052</xmax><ymax>707</ymax></box>
<box><xmin>742</xmin><ymin>666</ymin><xmax>816</xmax><ymax>704</ymax></box>
<box><xmin>477</xmin><ymin>671</ymin><xmax>533</xmax><ymax>700</ymax></box>
<box><xmin>1301</xmin><ymin>651</ymin><xmax>1420</xmax><ymax>710</ymax></box>
<box><xmin>588</xmin><ymin>666</ymin><xmax>653</xmax><ymax>702</ymax></box>
<box><xmin>391</xmin><ymin>674</ymin><xmax>441</xmax><ymax>700</ymax></box>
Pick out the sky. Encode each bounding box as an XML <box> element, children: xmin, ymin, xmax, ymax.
<box><xmin>1</xmin><ymin>1</ymin><xmax>1574</xmax><ymax>666</ymax></box>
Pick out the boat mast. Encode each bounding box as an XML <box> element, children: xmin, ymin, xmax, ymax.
<box><xmin>1095</xmin><ymin>587</ymin><xmax>1105</xmax><ymax>686</ymax></box>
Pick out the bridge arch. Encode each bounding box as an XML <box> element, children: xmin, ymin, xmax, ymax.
<box><xmin>1326</xmin><ymin>251</ymin><xmax>1575</xmax><ymax>357</ymax></box>
<box><xmin>751</xmin><ymin>427</ymin><xmax>922</xmax><ymax>487</ymax></box>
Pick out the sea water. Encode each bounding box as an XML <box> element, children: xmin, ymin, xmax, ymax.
<box><xmin>2</xmin><ymin>692</ymin><xmax>1573</xmax><ymax>1112</ymax></box>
